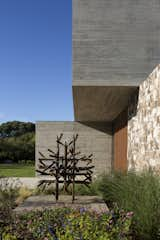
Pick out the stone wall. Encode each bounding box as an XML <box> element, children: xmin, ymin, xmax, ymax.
<box><xmin>36</xmin><ymin>121</ymin><xmax>113</xmax><ymax>177</ymax></box>
<box><xmin>128</xmin><ymin>65</ymin><xmax>160</xmax><ymax>172</ymax></box>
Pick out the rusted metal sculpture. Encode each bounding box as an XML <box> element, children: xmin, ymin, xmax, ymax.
<box><xmin>36</xmin><ymin>134</ymin><xmax>94</xmax><ymax>202</ymax></box>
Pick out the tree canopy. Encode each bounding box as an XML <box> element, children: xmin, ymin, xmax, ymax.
<box><xmin>0</xmin><ymin>121</ymin><xmax>35</xmax><ymax>163</ymax></box>
<box><xmin>0</xmin><ymin>121</ymin><xmax>35</xmax><ymax>138</ymax></box>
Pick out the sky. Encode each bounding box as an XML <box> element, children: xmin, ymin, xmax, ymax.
<box><xmin>0</xmin><ymin>0</ymin><xmax>73</xmax><ymax>123</ymax></box>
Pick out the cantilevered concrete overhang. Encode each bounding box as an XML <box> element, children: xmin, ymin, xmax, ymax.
<box><xmin>72</xmin><ymin>0</ymin><xmax>160</xmax><ymax>121</ymax></box>
<box><xmin>73</xmin><ymin>85</ymin><xmax>137</xmax><ymax>122</ymax></box>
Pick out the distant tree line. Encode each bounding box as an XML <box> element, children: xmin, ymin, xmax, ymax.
<box><xmin>0</xmin><ymin>121</ymin><xmax>35</xmax><ymax>163</ymax></box>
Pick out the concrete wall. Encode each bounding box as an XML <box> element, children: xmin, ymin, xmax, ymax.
<box><xmin>128</xmin><ymin>65</ymin><xmax>160</xmax><ymax>172</ymax></box>
<box><xmin>36</xmin><ymin>121</ymin><xmax>113</xmax><ymax>176</ymax></box>
<box><xmin>73</xmin><ymin>0</ymin><xmax>160</xmax><ymax>87</ymax></box>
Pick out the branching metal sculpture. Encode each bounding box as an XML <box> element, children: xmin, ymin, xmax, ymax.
<box><xmin>36</xmin><ymin>134</ymin><xmax>94</xmax><ymax>202</ymax></box>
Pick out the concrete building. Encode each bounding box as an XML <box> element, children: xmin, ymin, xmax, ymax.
<box><xmin>36</xmin><ymin>0</ymin><xmax>160</xmax><ymax>175</ymax></box>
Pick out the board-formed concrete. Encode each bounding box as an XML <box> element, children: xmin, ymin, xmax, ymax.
<box><xmin>73</xmin><ymin>86</ymin><xmax>137</xmax><ymax>121</ymax></box>
<box><xmin>73</xmin><ymin>0</ymin><xmax>160</xmax><ymax>86</ymax></box>
<box><xmin>72</xmin><ymin>0</ymin><xmax>160</xmax><ymax>121</ymax></box>
<box><xmin>36</xmin><ymin>121</ymin><xmax>113</xmax><ymax>176</ymax></box>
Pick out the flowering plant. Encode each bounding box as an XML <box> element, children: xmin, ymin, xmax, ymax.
<box><xmin>2</xmin><ymin>206</ymin><xmax>133</xmax><ymax>240</ymax></box>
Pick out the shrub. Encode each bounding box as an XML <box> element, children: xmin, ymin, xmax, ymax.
<box><xmin>0</xmin><ymin>177</ymin><xmax>21</xmax><ymax>237</ymax></box>
<box><xmin>75</xmin><ymin>182</ymin><xmax>98</xmax><ymax>196</ymax></box>
<box><xmin>97</xmin><ymin>171</ymin><xmax>160</xmax><ymax>239</ymax></box>
<box><xmin>0</xmin><ymin>177</ymin><xmax>21</xmax><ymax>208</ymax></box>
<box><xmin>2</xmin><ymin>207</ymin><xmax>133</xmax><ymax>240</ymax></box>
<box><xmin>15</xmin><ymin>187</ymin><xmax>33</xmax><ymax>205</ymax></box>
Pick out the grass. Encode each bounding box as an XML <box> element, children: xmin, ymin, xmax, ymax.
<box><xmin>0</xmin><ymin>163</ymin><xmax>35</xmax><ymax>177</ymax></box>
<box><xmin>97</xmin><ymin>171</ymin><xmax>160</xmax><ymax>240</ymax></box>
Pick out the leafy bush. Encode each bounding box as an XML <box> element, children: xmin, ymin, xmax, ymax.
<box><xmin>0</xmin><ymin>121</ymin><xmax>35</xmax><ymax>163</ymax></box>
<box><xmin>0</xmin><ymin>177</ymin><xmax>133</xmax><ymax>239</ymax></box>
<box><xmin>0</xmin><ymin>177</ymin><xmax>21</xmax><ymax>237</ymax></box>
<box><xmin>97</xmin><ymin>171</ymin><xmax>160</xmax><ymax>240</ymax></box>
<box><xmin>0</xmin><ymin>121</ymin><xmax>35</xmax><ymax>138</ymax></box>
<box><xmin>2</xmin><ymin>207</ymin><xmax>133</xmax><ymax>240</ymax></box>
<box><xmin>0</xmin><ymin>132</ymin><xmax>35</xmax><ymax>163</ymax></box>
<box><xmin>0</xmin><ymin>177</ymin><xmax>21</xmax><ymax>208</ymax></box>
<box><xmin>15</xmin><ymin>187</ymin><xmax>33</xmax><ymax>205</ymax></box>
<box><xmin>75</xmin><ymin>182</ymin><xmax>98</xmax><ymax>196</ymax></box>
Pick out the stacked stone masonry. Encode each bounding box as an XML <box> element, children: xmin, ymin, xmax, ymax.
<box><xmin>128</xmin><ymin>65</ymin><xmax>160</xmax><ymax>172</ymax></box>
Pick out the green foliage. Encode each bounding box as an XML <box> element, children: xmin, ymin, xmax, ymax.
<box><xmin>75</xmin><ymin>182</ymin><xmax>99</xmax><ymax>195</ymax></box>
<box><xmin>1</xmin><ymin>207</ymin><xmax>133</xmax><ymax>240</ymax></box>
<box><xmin>0</xmin><ymin>121</ymin><xmax>35</xmax><ymax>163</ymax></box>
<box><xmin>56</xmin><ymin>207</ymin><xmax>132</xmax><ymax>240</ymax></box>
<box><xmin>97</xmin><ymin>171</ymin><xmax>160</xmax><ymax>240</ymax></box>
<box><xmin>0</xmin><ymin>177</ymin><xmax>20</xmax><ymax>208</ymax></box>
<box><xmin>0</xmin><ymin>177</ymin><xmax>132</xmax><ymax>240</ymax></box>
<box><xmin>0</xmin><ymin>121</ymin><xmax>35</xmax><ymax>138</ymax></box>
<box><xmin>0</xmin><ymin>132</ymin><xmax>35</xmax><ymax>163</ymax></box>
<box><xmin>0</xmin><ymin>177</ymin><xmax>21</xmax><ymax>236</ymax></box>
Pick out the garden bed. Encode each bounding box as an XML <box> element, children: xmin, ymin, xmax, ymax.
<box><xmin>1</xmin><ymin>207</ymin><xmax>133</xmax><ymax>240</ymax></box>
<box><xmin>1</xmin><ymin>170</ymin><xmax>160</xmax><ymax>239</ymax></box>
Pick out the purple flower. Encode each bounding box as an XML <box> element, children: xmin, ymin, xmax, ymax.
<box><xmin>80</xmin><ymin>207</ymin><xmax>86</xmax><ymax>214</ymax></box>
<box><xmin>48</xmin><ymin>225</ymin><xmax>58</xmax><ymax>240</ymax></box>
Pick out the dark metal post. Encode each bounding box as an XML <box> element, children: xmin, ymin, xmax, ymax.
<box><xmin>37</xmin><ymin>134</ymin><xmax>94</xmax><ymax>203</ymax></box>
<box><xmin>55</xmin><ymin>136</ymin><xmax>60</xmax><ymax>201</ymax></box>
<box><xmin>64</xmin><ymin>142</ymin><xmax>68</xmax><ymax>192</ymax></box>
<box><xmin>72</xmin><ymin>135</ymin><xmax>76</xmax><ymax>203</ymax></box>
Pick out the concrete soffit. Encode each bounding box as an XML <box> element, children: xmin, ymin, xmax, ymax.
<box><xmin>73</xmin><ymin>85</ymin><xmax>138</xmax><ymax>122</ymax></box>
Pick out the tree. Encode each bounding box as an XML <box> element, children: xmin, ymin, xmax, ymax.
<box><xmin>0</xmin><ymin>121</ymin><xmax>35</xmax><ymax>138</ymax></box>
<box><xmin>0</xmin><ymin>121</ymin><xmax>35</xmax><ymax>163</ymax></box>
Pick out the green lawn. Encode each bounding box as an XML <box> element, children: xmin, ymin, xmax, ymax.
<box><xmin>0</xmin><ymin>164</ymin><xmax>35</xmax><ymax>177</ymax></box>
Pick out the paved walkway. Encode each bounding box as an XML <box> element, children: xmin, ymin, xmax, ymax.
<box><xmin>1</xmin><ymin>177</ymin><xmax>108</xmax><ymax>213</ymax></box>
<box><xmin>14</xmin><ymin>195</ymin><xmax>108</xmax><ymax>213</ymax></box>
<box><xmin>0</xmin><ymin>177</ymin><xmax>53</xmax><ymax>189</ymax></box>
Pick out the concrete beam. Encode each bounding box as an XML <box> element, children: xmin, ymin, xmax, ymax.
<box><xmin>73</xmin><ymin>86</ymin><xmax>137</xmax><ymax>121</ymax></box>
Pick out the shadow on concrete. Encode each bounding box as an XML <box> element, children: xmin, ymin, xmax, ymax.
<box><xmin>77</xmin><ymin>121</ymin><xmax>113</xmax><ymax>135</ymax></box>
